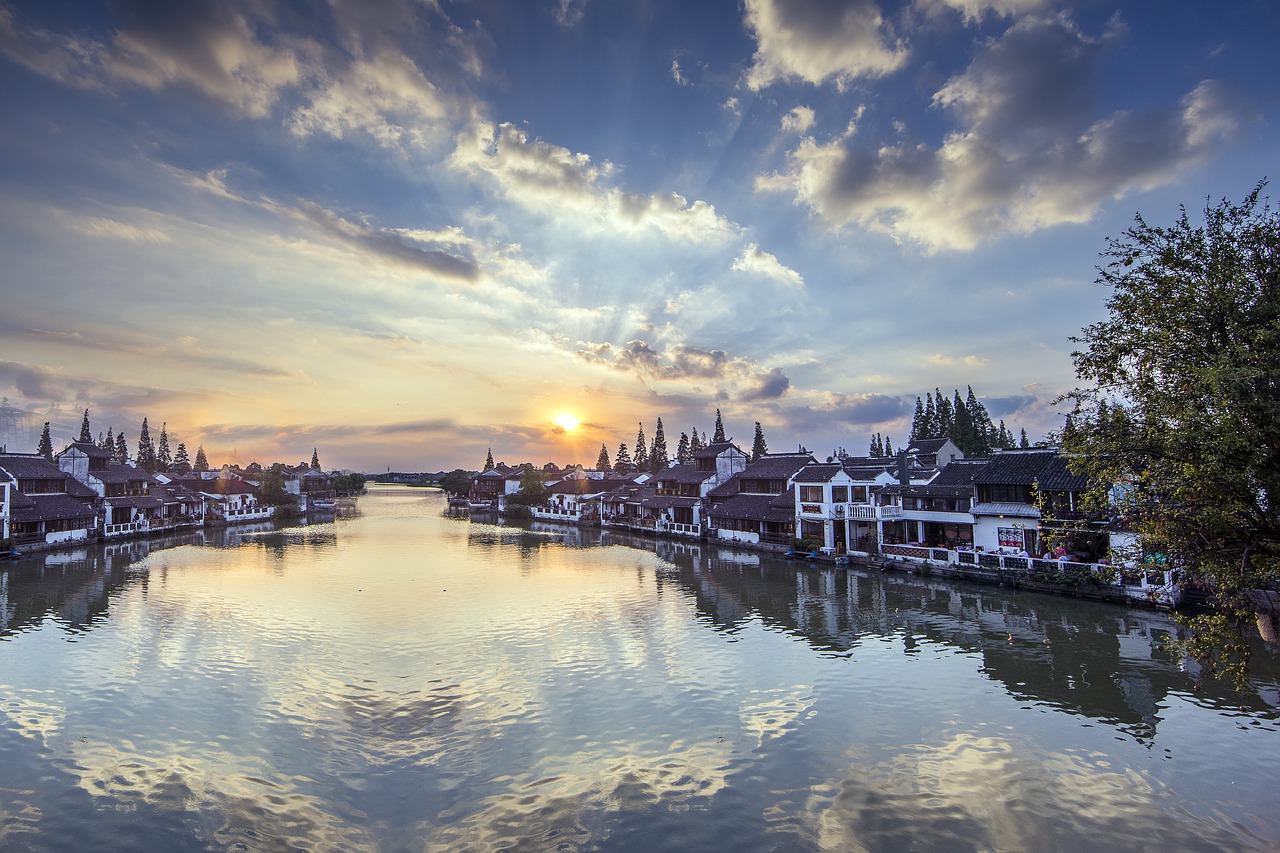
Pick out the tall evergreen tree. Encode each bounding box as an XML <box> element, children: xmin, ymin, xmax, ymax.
<box><xmin>1019</xmin><ymin>428</ymin><xmax>1029</xmax><ymax>449</ymax></box>
<box><xmin>935</xmin><ymin>388</ymin><xmax>953</xmax><ymax>437</ymax></box>
<box><xmin>869</xmin><ymin>433</ymin><xmax>882</xmax><ymax>456</ymax></box>
<box><xmin>634</xmin><ymin>423</ymin><xmax>647</xmax><ymax>471</ymax></box>
<box><xmin>484</xmin><ymin>448</ymin><xmax>495</xmax><ymax>471</ymax></box>
<box><xmin>712</xmin><ymin>409</ymin><xmax>726</xmax><ymax>443</ymax></box>
<box><xmin>910</xmin><ymin>397</ymin><xmax>925</xmax><ymax>442</ymax></box>
<box><xmin>596</xmin><ymin>444</ymin><xmax>610</xmax><ymax>471</ymax></box>
<box><xmin>102</xmin><ymin>427</ymin><xmax>114</xmax><ymax>455</ymax></box>
<box><xmin>650</xmin><ymin>418</ymin><xmax>668</xmax><ymax>472</ymax></box>
<box><xmin>173</xmin><ymin>442</ymin><xmax>191</xmax><ymax>474</ymax></box>
<box><xmin>884</xmin><ymin>436</ymin><xmax>893</xmax><ymax>456</ymax></box>
<box><xmin>156</xmin><ymin>423</ymin><xmax>172</xmax><ymax>472</ymax></box>
<box><xmin>79</xmin><ymin>408</ymin><xmax>91</xmax><ymax>442</ymax></box>
<box><xmin>613</xmin><ymin>442</ymin><xmax>632</xmax><ymax>474</ymax></box>
<box><xmin>751</xmin><ymin>422</ymin><xmax>768</xmax><ymax>462</ymax></box>
<box><xmin>311</xmin><ymin>447</ymin><xmax>321</xmax><ymax>471</ymax></box>
<box><xmin>689</xmin><ymin>428</ymin><xmax>703</xmax><ymax>454</ymax></box>
<box><xmin>923</xmin><ymin>393</ymin><xmax>937</xmax><ymax>438</ymax></box>
<box><xmin>36</xmin><ymin>421</ymin><xmax>53</xmax><ymax>461</ymax></box>
<box><xmin>194</xmin><ymin>444</ymin><xmax>209</xmax><ymax>471</ymax></box>
<box><xmin>676</xmin><ymin>432</ymin><xmax>691</xmax><ymax>464</ymax></box>
<box><xmin>951</xmin><ymin>389</ymin><xmax>974</xmax><ymax>453</ymax></box>
<box><xmin>137</xmin><ymin>418</ymin><xmax>156</xmax><ymax>472</ymax></box>
<box><xmin>115</xmin><ymin>431</ymin><xmax>129</xmax><ymax>464</ymax></box>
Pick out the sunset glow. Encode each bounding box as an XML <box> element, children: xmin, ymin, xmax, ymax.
<box><xmin>554</xmin><ymin>414</ymin><xmax>581</xmax><ymax>433</ymax></box>
<box><xmin>0</xmin><ymin>1</ymin><xmax>1274</xmax><ymax>470</ymax></box>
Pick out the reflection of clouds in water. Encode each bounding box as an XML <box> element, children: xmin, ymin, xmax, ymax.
<box><xmin>739</xmin><ymin>687</ymin><xmax>815</xmax><ymax>748</ymax></box>
<box><xmin>1</xmin><ymin>689</ymin><xmax>65</xmax><ymax>746</ymax></box>
<box><xmin>65</xmin><ymin>744</ymin><xmax>378</xmax><ymax>851</ymax></box>
<box><xmin>809</xmin><ymin>733</ymin><xmax>1261</xmax><ymax>852</ymax></box>
<box><xmin>423</xmin><ymin>740</ymin><xmax>734</xmax><ymax>851</ymax></box>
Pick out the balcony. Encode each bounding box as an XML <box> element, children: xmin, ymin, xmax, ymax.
<box><xmin>842</xmin><ymin>503</ymin><xmax>901</xmax><ymax>521</ymax></box>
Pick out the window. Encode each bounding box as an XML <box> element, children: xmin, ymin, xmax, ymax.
<box><xmin>799</xmin><ymin>485</ymin><xmax>824</xmax><ymax>503</ymax></box>
<box><xmin>831</xmin><ymin>486</ymin><xmax>848</xmax><ymax>503</ymax></box>
<box><xmin>850</xmin><ymin>486</ymin><xmax>868</xmax><ymax>503</ymax></box>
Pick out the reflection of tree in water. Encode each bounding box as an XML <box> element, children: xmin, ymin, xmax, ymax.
<box><xmin>643</xmin><ymin>548</ymin><xmax>1280</xmax><ymax>736</ymax></box>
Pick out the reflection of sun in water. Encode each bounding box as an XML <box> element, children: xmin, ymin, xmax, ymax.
<box><xmin>554</xmin><ymin>413</ymin><xmax>580</xmax><ymax>432</ymax></box>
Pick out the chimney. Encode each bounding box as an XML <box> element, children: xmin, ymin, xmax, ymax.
<box><xmin>896</xmin><ymin>449</ymin><xmax>910</xmax><ymax>486</ymax></box>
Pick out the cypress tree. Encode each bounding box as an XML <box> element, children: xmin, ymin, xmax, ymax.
<box><xmin>613</xmin><ymin>442</ymin><xmax>632</xmax><ymax>474</ymax></box>
<box><xmin>650</xmin><ymin>418</ymin><xmax>668</xmax><ymax>471</ymax></box>
<box><xmin>173</xmin><ymin>442</ymin><xmax>191</xmax><ymax>474</ymax></box>
<box><xmin>1019</xmin><ymin>428</ymin><xmax>1030</xmax><ymax>449</ymax></box>
<box><xmin>115</xmin><ymin>431</ymin><xmax>129</xmax><ymax>464</ymax></box>
<box><xmin>36</xmin><ymin>421</ymin><xmax>53</xmax><ymax>461</ymax></box>
<box><xmin>751</xmin><ymin>422</ymin><xmax>768</xmax><ymax>462</ymax></box>
<box><xmin>194</xmin><ymin>444</ymin><xmax>209</xmax><ymax>471</ymax></box>
<box><xmin>885</xmin><ymin>436</ymin><xmax>893</xmax><ymax>456</ymax></box>
<box><xmin>712</xmin><ymin>409</ymin><xmax>726</xmax><ymax>443</ymax></box>
<box><xmin>689</xmin><ymin>428</ymin><xmax>703</xmax><ymax>454</ymax></box>
<box><xmin>311</xmin><ymin>448</ymin><xmax>321</xmax><ymax>471</ymax></box>
<box><xmin>634</xmin><ymin>423</ymin><xmax>647</xmax><ymax>471</ymax></box>
<box><xmin>484</xmin><ymin>448</ymin><xmax>495</xmax><ymax>471</ymax></box>
<box><xmin>869</xmin><ymin>433</ymin><xmax>881</xmax><ymax>456</ymax></box>
<box><xmin>923</xmin><ymin>394</ymin><xmax>937</xmax><ymax>439</ymax></box>
<box><xmin>596</xmin><ymin>444</ymin><xmax>610</xmax><ymax>471</ymax></box>
<box><xmin>952</xmin><ymin>390</ymin><xmax>974</xmax><ymax>453</ymax></box>
<box><xmin>676</xmin><ymin>432</ymin><xmax>691</xmax><ymax>464</ymax></box>
<box><xmin>79</xmin><ymin>409</ymin><xmax>91</xmax><ymax>442</ymax></box>
<box><xmin>102</xmin><ymin>427</ymin><xmax>114</xmax><ymax>455</ymax></box>
<box><xmin>156</xmin><ymin>423</ymin><xmax>172</xmax><ymax>472</ymax></box>
<box><xmin>935</xmin><ymin>389</ymin><xmax>953</xmax><ymax>437</ymax></box>
<box><xmin>137</xmin><ymin>418</ymin><xmax>156</xmax><ymax>472</ymax></box>
<box><xmin>910</xmin><ymin>397</ymin><xmax>925</xmax><ymax>442</ymax></box>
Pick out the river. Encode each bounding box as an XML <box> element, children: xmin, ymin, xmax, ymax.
<box><xmin>2</xmin><ymin>484</ymin><xmax>1278</xmax><ymax>851</ymax></box>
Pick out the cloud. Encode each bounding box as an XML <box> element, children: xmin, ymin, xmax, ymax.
<box><xmin>780</xmin><ymin>393</ymin><xmax>911</xmax><ymax>434</ymax></box>
<box><xmin>73</xmin><ymin>217</ymin><xmax>172</xmax><ymax>244</ymax></box>
<box><xmin>555</xmin><ymin>0</ymin><xmax>590</xmax><ymax>27</ymax></box>
<box><xmin>743</xmin><ymin>0</ymin><xmax>908</xmax><ymax>91</ymax></box>
<box><xmin>757</xmin><ymin>15</ymin><xmax>1250</xmax><ymax>251</ymax></box>
<box><xmin>924</xmin><ymin>353</ymin><xmax>989</xmax><ymax>367</ymax></box>
<box><xmin>731</xmin><ymin>243</ymin><xmax>805</xmax><ymax>289</ymax></box>
<box><xmin>671</xmin><ymin>59</ymin><xmax>689</xmax><ymax>87</ymax></box>
<box><xmin>741</xmin><ymin>367</ymin><xmax>791</xmax><ymax>401</ymax></box>
<box><xmin>452</xmin><ymin>122</ymin><xmax>740</xmax><ymax>244</ymax></box>
<box><xmin>914</xmin><ymin>0</ymin><xmax>1049</xmax><ymax>25</ymax></box>
<box><xmin>781</xmin><ymin>106</ymin><xmax>816</xmax><ymax>134</ymax></box>
<box><xmin>0</xmin><ymin>360</ymin><xmax>65</xmax><ymax>401</ymax></box>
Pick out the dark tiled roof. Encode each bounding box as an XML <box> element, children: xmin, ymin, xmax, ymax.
<box><xmin>794</xmin><ymin>464</ymin><xmax>844</xmax><ymax>484</ymax></box>
<box><xmin>841</xmin><ymin>463</ymin><xmax>893</xmax><ymax>481</ymax></box>
<box><xmin>0</xmin><ymin>455</ymin><xmax>66</xmax><ymax>480</ymax></box>
<box><xmin>657</xmin><ymin>464</ymin><xmax>714</xmax><ymax>485</ymax></box>
<box><xmin>909</xmin><ymin>438</ymin><xmax>951</xmax><ymax>454</ymax></box>
<box><xmin>64</xmin><ymin>478</ymin><xmax>98</xmax><ymax>499</ymax></box>
<box><xmin>1036</xmin><ymin>455</ymin><xmax>1090</xmax><ymax>491</ymax></box>
<box><xmin>972</xmin><ymin>449</ymin><xmax>1060</xmax><ymax>485</ymax></box>
<box><xmin>546</xmin><ymin>478</ymin><xmax>626</xmax><ymax>496</ymax></box>
<box><xmin>59</xmin><ymin>440</ymin><xmax>111</xmax><ymax>459</ymax></box>
<box><xmin>740</xmin><ymin>453</ymin><xmax>814</xmax><ymax>480</ymax></box>
<box><xmin>927</xmin><ymin>458</ymin><xmax>988</xmax><ymax>487</ymax></box>
<box><xmin>12</xmin><ymin>493</ymin><xmax>97</xmax><ymax>523</ymax></box>
<box><xmin>692</xmin><ymin>441</ymin><xmax>742</xmax><ymax>459</ymax></box>
<box><xmin>91</xmin><ymin>464</ymin><xmax>149</xmax><ymax>485</ymax></box>
<box><xmin>170</xmin><ymin>477</ymin><xmax>258</xmax><ymax>496</ymax></box>
<box><xmin>707</xmin><ymin>493</ymin><xmax>794</xmax><ymax>524</ymax></box>
<box><xmin>640</xmin><ymin>495</ymin><xmax>700</xmax><ymax>510</ymax></box>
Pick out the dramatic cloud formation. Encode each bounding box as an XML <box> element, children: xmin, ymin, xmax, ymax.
<box><xmin>744</xmin><ymin>0</ymin><xmax>908</xmax><ymax>89</ymax></box>
<box><xmin>758</xmin><ymin>14</ymin><xmax>1250</xmax><ymax>250</ymax></box>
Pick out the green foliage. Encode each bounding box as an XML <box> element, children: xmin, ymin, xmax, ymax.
<box><xmin>1063</xmin><ymin>182</ymin><xmax>1280</xmax><ymax>685</ymax></box>
<box><xmin>613</xmin><ymin>442</ymin><xmax>632</xmax><ymax>474</ymax></box>
<box><xmin>193</xmin><ymin>444</ymin><xmax>209</xmax><ymax>472</ymax></box>
<box><xmin>172</xmin><ymin>443</ymin><xmax>192</xmax><ymax>474</ymax></box>
<box><xmin>438</xmin><ymin>468</ymin><xmax>473</xmax><ymax>496</ymax></box>
<box><xmin>115</xmin><ymin>432</ymin><xmax>129</xmax><ymax>465</ymax></box>
<box><xmin>676</xmin><ymin>432</ymin><xmax>690</xmax><ymax>464</ymax></box>
<box><xmin>310</xmin><ymin>448</ymin><xmax>321</xmax><ymax>471</ymax></box>
<box><xmin>136</xmin><ymin>417</ymin><xmax>156</xmax><ymax>473</ymax></box>
<box><xmin>650</xmin><ymin>418</ymin><xmax>668</xmax><ymax>471</ymax></box>
<box><xmin>333</xmin><ymin>473</ymin><xmax>365</xmax><ymax>493</ymax></box>
<box><xmin>596</xmin><ymin>444</ymin><xmax>610</xmax><ymax>471</ymax></box>
<box><xmin>258</xmin><ymin>467</ymin><xmax>293</xmax><ymax>506</ymax></box>
<box><xmin>484</xmin><ymin>448</ymin><xmax>494</xmax><ymax>471</ymax></box>
<box><xmin>79</xmin><ymin>409</ymin><xmax>91</xmax><ymax>443</ymax></box>
<box><xmin>634</xmin><ymin>423</ymin><xmax>647</xmax><ymax>472</ymax></box>
<box><xmin>712</xmin><ymin>409</ymin><xmax>726</xmax><ymax>443</ymax></box>
<box><xmin>156</xmin><ymin>423</ymin><xmax>171</xmax><ymax>473</ymax></box>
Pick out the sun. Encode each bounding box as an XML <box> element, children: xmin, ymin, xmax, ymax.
<box><xmin>554</xmin><ymin>413</ymin><xmax>581</xmax><ymax>432</ymax></box>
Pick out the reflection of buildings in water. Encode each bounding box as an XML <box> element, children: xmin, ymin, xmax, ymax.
<box><xmin>650</xmin><ymin>551</ymin><xmax>1280</xmax><ymax>735</ymax></box>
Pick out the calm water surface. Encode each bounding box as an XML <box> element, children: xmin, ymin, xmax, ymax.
<box><xmin>2</xmin><ymin>485</ymin><xmax>1279</xmax><ymax>851</ymax></box>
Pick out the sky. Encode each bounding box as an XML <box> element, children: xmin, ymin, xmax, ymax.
<box><xmin>0</xmin><ymin>0</ymin><xmax>1276</xmax><ymax>473</ymax></box>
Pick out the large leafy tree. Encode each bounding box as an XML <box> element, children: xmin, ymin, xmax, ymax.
<box><xmin>1063</xmin><ymin>183</ymin><xmax>1280</xmax><ymax>684</ymax></box>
